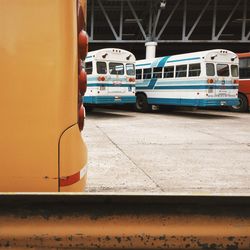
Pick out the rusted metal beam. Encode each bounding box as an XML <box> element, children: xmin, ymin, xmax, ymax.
<box><xmin>0</xmin><ymin>194</ymin><xmax>250</xmax><ymax>249</ymax></box>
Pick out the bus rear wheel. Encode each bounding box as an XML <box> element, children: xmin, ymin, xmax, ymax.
<box><xmin>230</xmin><ymin>93</ymin><xmax>248</xmax><ymax>112</ymax></box>
<box><xmin>136</xmin><ymin>94</ymin><xmax>149</xmax><ymax>112</ymax></box>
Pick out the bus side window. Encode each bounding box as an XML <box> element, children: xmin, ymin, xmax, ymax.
<box><xmin>85</xmin><ymin>62</ymin><xmax>93</xmax><ymax>74</ymax></box>
<box><xmin>239</xmin><ymin>58</ymin><xmax>250</xmax><ymax>79</ymax></box>
<box><xmin>176</xmin><ymin>65</ymin><xmax>187</xmax><ymax>78</ymax></box>
<box><xmin>136</xmin><ymin>69</ymin><xmax>142</xmax><ymax>79</ymax></box>
<box><xmin>143</xmin><ymin>68</ymin><xmax>152</xmax><ymax>79</ymax></box>
<box><xmin>231</xmin><ymin>65</ymin><xmax>239</xmax><ymax>77</ymax></box>
<box><xmin>189</xmin><ymin>63</ymin><xmax>201</xmax><ymax>77</ymax></box>
<box><xmin>126</xmin><ymin>64</ymin><xmax>135</xmax><ymax>76</ymax></box>
<box><xmin>153</xmin><ymin>67</ymin><xmax>163</xmax><ymax>79</ymax></box>
<box><xmin>163</xmin><ymin>66</ymin><xmax>174</xmax><ymax>78</ymax></box>
<box><xmin>206</xmin><ymin>63</ymin><xmax>215</xmax><ymax>76</ymax></box>
<box><xmin>97</xmin><ymin>62</ymin><xmax>107</xmax><ymax>74</ymax></box>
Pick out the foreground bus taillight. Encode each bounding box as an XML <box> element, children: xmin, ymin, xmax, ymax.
<box><xmin>77</xmin><ymin>28</ymin><xmax>88</xmax><ymax>131</ymax></box>
<box><xmin>79</xmin><ymin>69</ymin><xmax>87</xmax><ymax>95</ymax></box>
<box><xmin>78</xmin><ymin>104</ymin><xmax>85</xmax><ymax>131</ymax></box>
<box><xmin>78</xmin><ymin>30</ymin><xmax>88</xmax><ymax>60</ymax></box>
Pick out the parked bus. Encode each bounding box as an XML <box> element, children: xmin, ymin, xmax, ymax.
<box><xmin>0</xmin><ymin>0</ymin><xmax>88</xmax><ymax>192</ymax></box>
<box><xmin>230</xmin><ymin>52</ymin><xmax>250</xmax><ymax>112</ymax></box>
<box><xmin>135</xmin><ymin>49</ymin><xmax>239</xmax><ymax>112</ymax></box>
<box><xmin>83</xmin><ymin>49</ymin><xmax>136</xmax><ymax>108</ymax></box>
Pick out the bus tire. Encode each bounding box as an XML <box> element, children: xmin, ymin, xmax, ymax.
<box><xmin>136</xmin><ymin>94</ymin><xmax>149</xmax><ymax>112</ymax></box>
<box><xmin>230</xmin><ymin>93</ymin><xmax>248</xmax><ymax>112</ymax></box>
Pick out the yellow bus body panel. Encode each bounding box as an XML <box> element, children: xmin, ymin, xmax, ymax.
<box><xmin>0</xmin><ymin>0</ymin><xmax>87</xmax><ymax>192</ymax></box>
<box><xmin>60</xmin><ymin>124</ymin><xmax>88</xmax><ymax>192</ymax></box>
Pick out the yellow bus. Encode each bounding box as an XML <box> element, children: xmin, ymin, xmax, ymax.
<box><xmin>0</xmin><ymin>0</ymin><xmax>88</xmax><ymax>192</ymax></box>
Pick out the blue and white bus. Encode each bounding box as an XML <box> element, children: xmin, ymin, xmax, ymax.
<box><xmin>135</xmin><ymin>49</ymin><xmax>239</xmax><ymax>112</ymax></box>
<box><xmin>83</xmin><ymin>48</ymin><xmax>136</xmax><ymax>108</ymax></box>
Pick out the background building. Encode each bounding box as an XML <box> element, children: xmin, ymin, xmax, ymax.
<box><xmin>87</xmin><ymin>0</ymin><xmax>250</xmax><ymax>59</ymax></box>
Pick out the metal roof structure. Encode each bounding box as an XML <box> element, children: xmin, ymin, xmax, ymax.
<box><xmin>87</xmin><ymin>0</ymin><xmax>250</xmax><ymax>58</ymax></box>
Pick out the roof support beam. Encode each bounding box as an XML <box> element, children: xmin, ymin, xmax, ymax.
<box><xmin>212</xmin><ymin>0</ymin><xmax>217</xmax><ymax>40</ymax></box>
<box><xmin>90</xmin><ymin>0</ymin><xmax>94</xmax><ymax>40</ymax></box>
<box><xmin>156</xmin><ymin>0</ymin><xmax>181</xmax><ymax>40</ymax></box>
<box><xmin>126</xmin><ymin>0</ymin><xmax>147</xmax><ymax>40</ymax></box>
<box><xmin>185</xmin><ymin>0</ymin><xmax>212</xmax><ymax>40</ymax></box>
<box><xmin>97</xmin><ymin>0</ymin><xmax>119</xmax><ymax>40</ymax></box>
<box><xmin>215</xmin><ymin>0</ymin><xmax>241</xmax><ymax>39</ymax></box>
<box><xmin>152</xmin><ymin>8</ymin><xmax>162</xmax><ymax>40</ymax></box>
<box><xmin>182</xmin><ymin>0</ymin><xmax>187</xmax><ymax>41</ymax></box>
<box><xmin>119</xmin><ymin>1</ymin><xmax>124</xmax><ymax>40</ymax></box>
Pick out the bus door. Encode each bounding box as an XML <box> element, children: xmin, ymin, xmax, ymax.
<box><xmin>108</xmin><ymin>62</ymin><xmax>126</xmax><ymax>94</ymax></box>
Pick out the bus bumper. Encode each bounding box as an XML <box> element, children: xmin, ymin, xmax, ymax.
<box><xmin>83</xmin><ymin>96</ymin><xmax>136</xmax><ymax>105</ymax></box>
<box><xmin>147</xmin><ymin>98</ymin><xmax>239</xmax><ymax>107</ymax></box>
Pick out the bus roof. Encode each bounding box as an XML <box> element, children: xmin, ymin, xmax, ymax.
<box><xmin>136</xmin><ymin>49</ymin><xmax>238</xmax><ymax>69</ymax></box>
<box><xmin>86</xmin><ymin>48</ymin><xmax>136</xmax><ymax>63</ymax></box>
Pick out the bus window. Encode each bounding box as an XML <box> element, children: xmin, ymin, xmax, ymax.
<box><xmin>175</xmin><ymin>65</ymin><xmax>187</xmax><ymax>78</ymax></box>
<box><xmin>126</xmin><ymin>64</ymin><xmax>135</xmax><ymax>76</ymax></box>
<box><xmin>153</xmin><ymin>67</ymin><xmax>163</xmax><ymax>79</ymax></box>
<box><xmin>188</xmin><ymin>63</ymin><xmax>201</xmax><ymax>77</ymax></box>
<box><xmin>217</xmin><ymin>64</ymin><xmax>229</xmax><ymax>77</ymax></box>
<box><xmin>97</xmin><ymin>62</ymin><xmax>107</xmax><ymax>74</ymax></box>
<box><xmin>85</xmin><ymin>62</ymin><xmax>92</xmax><ymax>74</ymax></box>
<box><xmin>231</xmin><ymin>65</ymin><xmax>239</xmax><ymax>77</ymax></box>
<box><xmin>109</xmin><ymin>62</ymin><xmax>124</xmax><ymax>75</ymax></box>
<box><xmin>163</xmin><ymin>66</ymin><xmax>174</xmax><ymax>78</ymax></box>
<box><xmin>143</xmin><ymin>68</ymin><xmax>152</xmax><ymax>79</ymax></box>
<box><xmin>136</xmin><ymin>69</ymin><xmax>142</xmax><ymax>79</ymax></box>
<box><xmin>239</xmin><ymin>58</ymin><xmax>250</xmax><ymax>79</ymax></box>
<box><xmin>206</xmin><ymin>63</ymin><xmax>215</xmax><ymax>76</ymax></box>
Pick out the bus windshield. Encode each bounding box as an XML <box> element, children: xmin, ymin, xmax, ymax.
<box><xmin>217</xmin><ymin>64</ymin><xmax>229</xmax><ymax>77</ymax></box>
<box><xmin>109</xmin><ymin>62</ymin><xmax>124</xmax><ymax>75</ymax></box>
<box><xmin>97</xmin><ymin>62</ymin><xmax>107</xmax><ymax>74</ymax></box>
<box><xmin>126</xmin><ymin>64</ymin><xmax>135</xmax><ymax>76</ymax></box>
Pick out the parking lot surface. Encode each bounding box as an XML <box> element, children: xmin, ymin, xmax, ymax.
<box><xmin>83</xmin><ymin>107</ymin><xmax>250</xmax><ymax>194</ymax></box>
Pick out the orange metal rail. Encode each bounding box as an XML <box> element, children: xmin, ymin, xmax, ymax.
<box><xmin>0</xmin><ymin>194</ymin><xmax>250</xmax><ymax>249</ymax></box>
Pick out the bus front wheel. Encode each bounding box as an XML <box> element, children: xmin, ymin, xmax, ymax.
<box><xmin>136</xmin><ymin>94</ymin><xmax>149</xmax><ymax>112</ymax></box>
<box><xmin>230</xmin><ymin>93</ymin><xmax>248</xmax><ymax>112</ymax></box>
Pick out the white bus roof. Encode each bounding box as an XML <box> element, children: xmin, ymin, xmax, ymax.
<box><xmin>86</xmin><ymin>48</ymin><xmax>136</xmax><ymax>63</ymax></box>
<box><xmin>135</xmin><ymin>49</ymin><xmax>238</xmax><ymax>69</ymax></box>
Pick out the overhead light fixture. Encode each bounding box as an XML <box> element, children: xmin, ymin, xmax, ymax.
<box><xmin>160</xmin><ymin>0</ymin><xmax>166</xmax><ymax>9</ymax></box>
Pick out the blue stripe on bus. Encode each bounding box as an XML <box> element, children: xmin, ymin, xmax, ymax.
<box><xmin>153</xmin><ymin>80</ymin><xmax>233</xmax><ymax>85</ymax></box>
<box><xmin>136</xmin><ymin>56</ymin><xmax>201</xmax><ymax>69</ymax></box>
<box><xmin>135</xmin><ymin>63</ymin><xmax>151</xmax><ymax>67</ymax></box>
<box><xmin>83</xmin><ymin>96</ymin><xmax>136</xmax><ymax>104</ymax></box>
<box><xmin>157</xmin><ymin>56</ymin><xmax>170</xmax><ymax>67</ymax></box>
<box><xmin>136</xmin><ymin>85</ymin><xmax>237</xmax><ymax>90</ymax></box>
<box><xmin>87</xmin><ymin>83</ymin><xmax>135</xmax><ymax>87</ymax></box>
<box><xmin>154</xmin><ymin>85</ymin><xmax>237</xmax><ymax>90</ymax></box>
<box><xmin>167</xmin><ymin>57</ymin><xmax>201</xmax><ymax>64</ymax></box>
<box><xmin>147</xmin><ymin>98</ymin><xmax>239</xmax><ymax>107</ymax></box>
<box><xmin>147</xmin><ymin>78</ymin><xmax>158</xmax><ymax>89</ymax></box>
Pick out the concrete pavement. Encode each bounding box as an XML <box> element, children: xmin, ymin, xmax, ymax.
<box><xmin>83</xmin><ymin>108</ymin><xmax>250</xmax><ymax>194</ymax></box>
